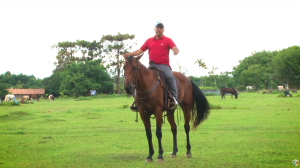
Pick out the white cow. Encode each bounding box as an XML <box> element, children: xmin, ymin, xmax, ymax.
<box><xmin>49</xmin><ymin>95</ymin><xmax>54</xmax><ymax>102</ymax></box>
<box><xmin>278</xmin><ymin>86</ymin><xmax>284</xmax><ymax>90</ymax></box>
<box><xmin>4</xmin><ymin>94</ymin><xmax>15</xmax><ymax>101</ymax></box>
<box><xmin>246</xmin><ymin>86</ymin><xmax>254</xmax><ymax>90</ymax></box>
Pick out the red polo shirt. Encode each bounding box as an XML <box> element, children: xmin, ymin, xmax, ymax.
<box><xmin>140</xmin><ymin>35</ymin><xmax>176</xmax><ymax>68</ymax></box>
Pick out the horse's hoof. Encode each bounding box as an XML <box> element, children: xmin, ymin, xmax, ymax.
<box><xmin>156</xmin><ymin>159</ymin><xmax>164</xmax><ymax>162</ymax></box>
<box><xmin>145</xmin><ymin>159</ymin><xmax>153</xmax><ymax>163</ymax></box>
<box><xmin>170</xmin><ymin>154</ymin><xmax>177</xmax><ymax>158</ymax></box>
<box><xmin>186</xmin><ymin>154</ymin><xmax>192</xmax><ymax>158</ymax></box>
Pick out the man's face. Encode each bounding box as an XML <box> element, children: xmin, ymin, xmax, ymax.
<box><xmin>154</xmin><ymin>24</ymin><xmax>164</xmax><ymax>36</ymax></box>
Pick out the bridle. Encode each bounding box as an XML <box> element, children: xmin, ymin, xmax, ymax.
<box><xmin>127</xmin><ymin>58</ymin><xmax>160</xmax><ymax>112</ymax></box>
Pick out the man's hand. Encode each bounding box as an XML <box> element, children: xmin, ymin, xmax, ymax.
<box><xmin>123</xmin><ymin>53</ymin><xmax>131</xmax><ymax>57</ymax></box>
<box><xmin>171</xmin><ymin>46</ymin><xmax>179</xmax><ymax>55</ymax></box>
<box><xmin>123</xmin><ymin>53</ymin><xmax>131</xmax><ymax>60</ymax></box>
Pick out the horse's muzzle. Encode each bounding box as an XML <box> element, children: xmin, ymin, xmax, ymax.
<box><xmin>124</xmin><ymin>84</ymin><xmax>134</xmax><ymax>94</ymax></box>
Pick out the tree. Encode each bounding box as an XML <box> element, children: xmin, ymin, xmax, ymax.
<box><xmin>240</xmin><ymin>64</ymin><xmax>263</xmax><ymax>87</ymax></box>
<box><xmin>217</xmin><ymin>71</ymin><xmax>233</xmax><ymax>88</ymax></box>
<box><xmin>52</xmin><ymin>41</ymin><xmax>79</xmax><ymax>73</ymax></box>
<box><xmin>232</xmin><ymin>50</ymin><xmax>277</xmax><ymax>89</ymax></box>
<box><xmin>194</xmin><ymin>59</ymin><xmax>207</xmax><ymax>86</ymax></box>
<box><xmin>59</xmin><ymin>59</ymin><xmax>113</xmax><ymax>97</ymax></box>
<box><xmin>0</xmin><ymin>83</ymin><xmax>9</xmax><ymax>100</ymax></box>
<box><xmin>208</xmin><ymin>66</ymin><xmax>218</xmax><ymax>88</ymax></box>
<box><xmin>272</xmin><ymin>46</ymin><xmax>300</xmax><ymax>88</ymax></box>
<box><xmin>42</xmin><ymin>72</ymin><xmax>62</xmax><ymax>97</ymax></box>
<box><xmin>188</xmin><ymin>76</ymin><xmax>200</xmax><ymax>85</ymax></box>
<box><xmin>101</xmin><ymin>33</ymin><xmax>136</xmax><ymax>94</ymax></box>
<box><xmin>52</xmin><ymin>40</ymin><xmax>104</xmax><ymax>73</ymax></box>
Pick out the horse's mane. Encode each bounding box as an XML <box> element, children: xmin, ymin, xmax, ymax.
<box><xmin>127</xmin><ymin>56</ymin><xmax>133</xmax><ymax>64</ymax></box>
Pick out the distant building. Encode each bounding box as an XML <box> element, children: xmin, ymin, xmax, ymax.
<box><xmin>6</xmin><ymin>89</ymin><xmax>45</xmax><ymax>99</ymax></box>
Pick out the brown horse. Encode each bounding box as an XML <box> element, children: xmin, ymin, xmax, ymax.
<box><xmin>220</xmin><ymin>87</ymin><xmax>238</xmax><ymax>99</ymax></box>
<box><xmin>123</xmin><ymin>54</ymin><xmax>210</xmax><ymax>162</ymax></box>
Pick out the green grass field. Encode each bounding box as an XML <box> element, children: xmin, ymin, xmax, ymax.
<box><xmin>0</xmin><ymin>93</ymin><xmax>299</xmax><ymax>168</ymax></box>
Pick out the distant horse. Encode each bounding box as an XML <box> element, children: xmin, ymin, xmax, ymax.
<box><xmin>221</xmin><ymin>88</ymin><xmax>238</xmax><ymax>99</ymax></box>
<box><xmin>49</xmin><ymin>95</ymin><xmax>54</xmax><ymax>102</ymax></box>
<box><xmin>123</xmin><ymin>54</ymin><xmax>210</xmax><ymax>162</ymax></box>
<box><xmin>5</xmin><ymin>94</ymin><xmax>15</xmax><ymax>101</ymax></box>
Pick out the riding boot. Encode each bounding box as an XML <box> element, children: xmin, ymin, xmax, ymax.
<box><xmin>130</xmin><ymin>101</ymin><xmax>138</xmax><ymax>112</ymax></box>
<box><xmin>169</xmin><ymin>97</ymin><xmax>178</xmax><ymax>110</ymax></box>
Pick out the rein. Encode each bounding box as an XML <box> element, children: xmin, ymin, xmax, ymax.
<box><xmin>129</xmin><ymin>59</ymin><xmax>172</xmax><ymax>123</ymax></box>
<box><xmin>132</xmin><ymin>60</ymin><xmax>160</xmax><ymax>113</ymax></box>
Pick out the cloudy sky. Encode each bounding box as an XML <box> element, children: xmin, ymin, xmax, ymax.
<box><xmin>0</xmin><ymin>0</ymin><xmax>299</xmax><ymax>79</ymax></box>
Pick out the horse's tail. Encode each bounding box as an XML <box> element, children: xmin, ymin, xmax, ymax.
<box><xmin>190</xmin><ymin>81</ymin><xmax>210</xmax><ymax>129</ymax></box>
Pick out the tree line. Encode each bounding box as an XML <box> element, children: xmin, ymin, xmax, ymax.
<box><xmin>1</xmin><ymin>33</ymin><xmax>299</xmax><ymax>98</ymax></box>
<box><xmin>0</xmin><ymin>33</ymin><xmax>135</xmax><ymax>98</ymax></box>
<box><xmin>189</xmin><ymin>45</ymin><xmax>300</xmax><ymax>90</ymax></box>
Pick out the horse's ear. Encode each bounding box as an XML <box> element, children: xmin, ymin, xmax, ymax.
<box><xmin>123</xmin><ymin>54</ymin><xmax>129</xmax><ymax>60</ymax></box>
<box><xmin>134</xmin><ymin>53</ymin><xmax>144</xmax><ymax>61</ymax></box>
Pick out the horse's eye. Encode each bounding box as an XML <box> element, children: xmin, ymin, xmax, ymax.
<box><xmin>133</xmin><ymin>67</ymin><xmax>136</xmax><ymax>71</ymax></box>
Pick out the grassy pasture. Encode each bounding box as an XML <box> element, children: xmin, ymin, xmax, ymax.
<box><xmin>0</xmin><ymin>93</ymin><xmax>299</xmax><ymax>168</ymax></box>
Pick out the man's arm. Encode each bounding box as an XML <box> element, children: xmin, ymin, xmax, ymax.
<box><xmin>171</xmin><ymin>46</ymin><xmax>179</xmax><ymax>55</ymax></box>
<box><xmin>123</xmin><ymin>49</ymin><xmax>144</xmax><ymax>57</ymax></box>
<box><xmin>130</xmin><ymin>49</ymin><xmax>144</xmax><ymax>56</ymax></box>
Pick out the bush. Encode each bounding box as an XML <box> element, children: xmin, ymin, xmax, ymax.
<box><xmin>271</xmin><ymin>90</ymin><xmax>280</xmax><ymax>94</ymax></box>
<box><xmin>247</xmin><ymin>89</ymin><xmax>258</xmax><ymax>93</ymax></box>
<box><xmin>235</xmin><ymin>85</ymin><xmax>246</xmax><ymax>91</ymax></box>
<box><xmin>0</xmin><ymin>101</ymin><xmax>20</xmax><ymax>106</ymax></box>
<box><xmin>23</xmin><ymin>100</ymin><xmax>34</xmax><ymax>104</ymax></box>
<box><xmin>75</xmin><ymin>96</ymin><xmax>91</xmax><ymax>101</ymax></box>
<box><xmin>204</xmin><ymin>93</ymin><xmax>219</xmax><ymax>96</ymax></box>
<box><xmin>200</xmin><ymin>86</ymin><xmax>218</xmax><ymax>90</ymax></box>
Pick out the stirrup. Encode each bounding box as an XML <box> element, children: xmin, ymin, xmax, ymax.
<box><xmin>130</xmin><ymin>102</ymin><xmax>138</xmax><ymax>112</ymax></box>
<box><xmin>169</xmin><ymin>97</ymin><xmax>178</xmax><ymax>110</ymax></box>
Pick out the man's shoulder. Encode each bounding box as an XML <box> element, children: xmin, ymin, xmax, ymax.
<box><xmin>162</xmin><ymin>35</ymin><xmax>173</xmax><ymax>41</ymax></box>
<box><xmin>147</xmin><ymin>36</ymin><xmax>155</xmax><ymax>40</ymax></box>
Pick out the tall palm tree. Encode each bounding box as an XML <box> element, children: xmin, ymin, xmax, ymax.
<box><xmin>194</xmin><ymin>59</ymin><xmax>207</xmax><ymax>86</ymax></box>
<box><xmin>209</xmin><ymin>66</ymin><xmax>218</xmax><ymax>88</ymax></box>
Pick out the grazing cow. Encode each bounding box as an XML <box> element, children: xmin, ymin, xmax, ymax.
<box><xmin>22</xmin><ymin>95</ymin><xmax>30</xmax><ymax>100</ymax></box>
<box><xmin>246</xmin><ymin>86</ymin><xmax>254</xmax><ymax>91</ymax></box>
<box><xmin>278</xmin><ymin>86</ymin><xmax>284</xmax><ymax>91</ymax></box>
<box><xmin>29</xmin><ymin>94</ymin><xmax>40</xmax><ymax>102</ymax></box>
<box><xmin>5</xmin><ymin>94</ymin><xmax>15</xmax><ymax>101</ymax></box>
<box><xmin>49</xmin><ymin>95</ymin><xmax>54</xmax><ymax>102</ymax></box>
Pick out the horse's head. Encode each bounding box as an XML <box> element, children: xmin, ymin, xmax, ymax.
<box><xmin>123</xmin><ymin>54</ymin><xmax>143</xmax><ymax>95</ymax></box>
<box><xmin>235</xmin><ymin>90</ymin><xmax>238</xmax><ymax>99</ymax></box>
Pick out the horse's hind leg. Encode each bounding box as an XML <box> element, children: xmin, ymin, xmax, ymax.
<box><xmin>181</xmin><ymin>103</ymin><xmax>193</xmax><ymax>158</ymax></box>
<box><xmin>141</xmin><ymin>115</ymin><xmax>154</xmax><ymax>162</ymax></box>
<box><xmin>166</xmin><ymin>109</ymin><xmax>178</xmax><ymax>158</ymax></box>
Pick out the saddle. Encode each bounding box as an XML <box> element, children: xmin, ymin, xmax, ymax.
<box><xmin>148</xmin><ymin>65</ymin><xmax>181</xmax><ymax>111</ymax></box>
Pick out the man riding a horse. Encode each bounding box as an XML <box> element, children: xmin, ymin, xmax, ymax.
<box><xmin>123</xmin><ymin>21</ymin><xmax>180</xmax><ymax>112</ymax></box>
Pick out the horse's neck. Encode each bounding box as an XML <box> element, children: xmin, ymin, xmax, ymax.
<box><xmin>136</xmin><ymin>64</ymin><xmax>154</xmax><ymax>92</ymax></box>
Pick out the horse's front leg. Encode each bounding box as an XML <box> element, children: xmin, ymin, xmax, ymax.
<box><xmin>155</xmin><ymin>111</ymin><xmax>164</xmax><ymax>162</ymax></box>
<box><xmin>141</xmin><ymin>114</ymin><xmax>154</xmax><ymax>162</ymax></box>
<box><xmin>167</xmin><ymin>109</ymin><xmax>178</xmax><ymax>158</ymax></box>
